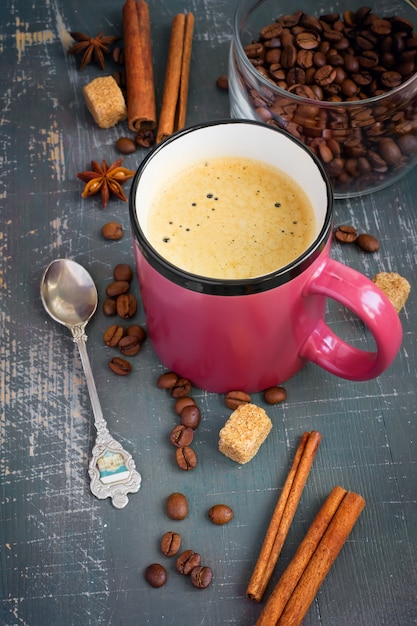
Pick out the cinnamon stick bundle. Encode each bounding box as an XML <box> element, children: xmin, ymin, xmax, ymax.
<box><xmin>246</xmin><ymin>431</ymin><xmax>322</xmax><ymax>603</ymax></box>
<box><xmin>123</xmin><ymin>0</ymin><xmax>157</xmax><ymax>131</ymax></box>
<box><xmin>256</xmin><ymin>488</ymin><xmax>366</xmax><ymax>625</ymax></box>
<box><xmin>156</xmin><ymin>12</ymin><xmax>194</xmax><ymax>143</ymax></box>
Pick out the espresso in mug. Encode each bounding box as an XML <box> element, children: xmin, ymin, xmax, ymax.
<box><xmin>146</xmin><ymin>156</ymin><xmax>316</xmax><ymax>279</ymax></box>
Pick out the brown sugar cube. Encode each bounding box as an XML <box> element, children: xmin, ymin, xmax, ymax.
<box><xmin>83</xmin><ymin>76</ymin><xmax>127</xmax><ymax>129</ymax></box>
<box><xmin>373</xmin><ymin>271</ymin><xmax>411</xmax><ymax>313</ymax></box>
<box><xmin>218</xmin><ymin>403</ymin><xmax>272</xmax><ymax>464</ymax></box>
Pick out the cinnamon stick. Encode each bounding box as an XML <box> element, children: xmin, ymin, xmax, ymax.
<box><xmin>255</xmin><ymin>485</ymin><xmax>348</xmax><ymax>625</ymax></box>
<box><xmin>123</xmin><ymin>0</ymin><xmax>156</xmax><ymax>131</ymax></box>
<box><xmin>277</xmin><ymin>490</ymin><xmax>366</xmax><ymax>626</ymax></box>
<box><xmin>246</xmin><ymin>431</ymin><xmax>322</xmax><ymax>603</ymax></box>
<box><xmin>157</xmin><ymin>12</ymin><xmax>194</xmax><ymax>143</ymax></box>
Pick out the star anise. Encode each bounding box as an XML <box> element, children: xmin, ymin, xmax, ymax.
<box><xmin>77</xmin><ymin>158</ymin><xmax>135</xmax><ymax>208</ymax></box>
<box><xmin>67</xmin><ymin>31</ymin><xmax>120</xmax><ymax>71</ymax></box>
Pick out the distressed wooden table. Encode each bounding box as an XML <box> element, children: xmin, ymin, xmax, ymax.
<box><xmin>1</xmin><ymin>1</ymin><xmax>416</xmax><ymax>624</ymax></box>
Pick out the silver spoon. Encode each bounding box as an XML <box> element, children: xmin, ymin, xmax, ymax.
<box><xmin>40</xmin><ymin>258</ymin><xmax>141</xmax><ymax>509</ymax></box>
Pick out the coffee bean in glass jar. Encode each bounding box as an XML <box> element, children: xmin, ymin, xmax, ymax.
<box><xmin>229</xmin><ymin>2</ymin><xmax>417</xmax><ymax>198</ymax></box>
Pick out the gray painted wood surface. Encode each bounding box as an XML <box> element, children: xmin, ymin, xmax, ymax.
<box><xmin>0</xmin><ymin>0</ymin><xmax>416</xmax><ymax>624</ymax></box>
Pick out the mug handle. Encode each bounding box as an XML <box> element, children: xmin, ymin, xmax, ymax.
<box><xmin>300</xmin><ymin>258</ymin><xmax>403</xmax><ymax>380</ymax></box>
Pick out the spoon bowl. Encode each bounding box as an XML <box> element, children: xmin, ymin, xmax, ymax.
<box><xmin>40</xmin><ymin>258</ymin><xmax>141</xmax><ymax>509</ymax></box>
<box><xmin>41</xmin><ymin>258</ymin><xmax>97</xmax><ymax>328</ymax></box>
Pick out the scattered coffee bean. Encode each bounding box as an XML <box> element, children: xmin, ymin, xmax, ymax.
<box><xmin>144</xmin><ymin>563</ymin><xmax>167</xmax><ymax>588</ymax></box>
<box><xmin>102</xmin><ymin>298</ymin><xmax>117</xmax><ymax>316</ymax></box>
<box><xmin>176</xmin><ymin>550</ymin><xmax>201</xmax><ymax>575</ymax></box>
<box><xmin>216</xmin><ymin>74</ymin><xmax>229</xmax><ymax>91</ymax></box>
<box><xmin>118</xmin><ymin>334</ymin><xmax>141</xmax><ymax>356</ymax></box>
<box><xmin>108</xmin><ymin>356</ymin><xmax>132</xmax><ymax>376</ymax></box>
<box><xmin>180</xmin><ymin>404</ymin><xmax>201</xmax><ymax>430</ymax></box>
<box><xmin>106</xmin><ymin>280</ymin><xmax>130</xmax><ymax>297</ymax></box>
<box><xmin>165</xmin><ymin>492</ymin><xmax>188</xmax><ymax>520</ymax></box>
<box><xmin>157</xmin><ymin>371</ymin><xmax>180</xmax><ymax>389</ymax></box>
<box><xmin>160</xmin><ymin>531</ymin><xmax>182</xmax><ymax>557</ymax></box>
<box><xmin>334</xmin><ymin>225</ymin><xmax>358</xmax><ymax>244</ymax></box>
<box><xmin>112</xmin><ymin>46</ymin><xmax>125</xmax><ymax>66</ymax></box>
<box><xmin>175</xmin><ymin>446</ymin><xmax>197</xmax><ymax>471</ymax></box>
<box><xmin>113</xmin><ymin>263</ymin><xmax>133</xmax><ymax>283</ymax></box>
<box><xmin>356</xmin><ymin>233</ymin><xmax>380</xmax><ymax>252</ymax></box>
<box><xmin>174</xmin><ymin>396</ymin><xmax>197</xmax><ymax>415</ymax></box>
<box><xmin>116</xmin><ymin>293</ymin><xmax>137</xmax><ymax>318</ymax></box>
<box><xmin>263</xmin><ymin>385</ymin><xmax>287</xmax><ymax>405</ymax></box>
<box><xmin>170</xmin><ymin>378</ymin><xmax>192</xmax><ymax>398</ymax></box>
<box><xmin>135</xmin><ymin>129</ymin><xmax>155</xmax><ymax>148</ymax></box>
<box><xmin>208</xmin><ymin>504</ymin><xmax>234</xmax><ymax>525</ymax></box>
<box><xmin>101</xmin><ymin>221</ymin><xmax>124</xmax><ymax>240</ymax></box>
<box><xmin>126</xmin><ymin>324</ymin><xmax>147</xmax><ymax>343</ymax></box>
<box><xmin>190</xmin><ymin>565</ymin><xmax>213</xmax><ymax>589</ymax></box>
<box><xmin>103</xmin><ymin>324</ymin><xmax>124</xmax><ymax>347</ymax></box>
<box><xmin>169</xmin><ymin>424</ymin><xmax>194</xmax><ymax>448</ymax></box>
<box><xmin>115</xmin><ymin>136</ymin><xmax>136</xmax><ymax>155</ymax></box>
<box><xmin>224</xmin><ymin>390</ymin><xmax>251</xmax><ymax>410</ymax></box>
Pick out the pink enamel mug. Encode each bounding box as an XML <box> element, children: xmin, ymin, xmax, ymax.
<box><xmin>129</xmin><ymin>120</ymin><xmax>402</xmax><ymax>393</ymax></box>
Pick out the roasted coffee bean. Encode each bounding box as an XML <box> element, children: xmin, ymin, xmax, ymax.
<box><xmin>118</xmin><ymin>334</ymin><xmax>141</xmax><ymax>356</ymax></box>
<box><xmin>135</xmin><ymin>129</ymin><xmax>155</xmax><ymax>148</ymax></box>
<box><xmin>103</xmin><ymin>324</ymin><xmax>124</xmax><ymax>347</ymax></box>
<box><xmin>116</xmin><ymin>293</ymin><xmax>137</xmax><ymax>318</ymax></box>
<box><xmin>115</xmin><ymin>136</ymin><xmax>136</xmax><ymax>155</ymax></box>
<box><xmin>397</xmin><ymin>134</ymin><xmax>417</xmax><ymax>156</ymax></box>
<box><xmin>106</xmin><ymin>280</ymin><xmax>130</xmax><ymax>297</ymax></box>
<box><xmin>101</xmin><ymin>221</ymin><xmax>123</xmax><ymax>240</ymax></box>
<box><xmin>225</xmin><ymin>390</ymin><xmax>251</xmax><ymax>410</ymax></box>
<box><xmin>157</xmin><ymin>371</ymin><xmax>180</xmax><ymax>389</ymax></box>
<box><xmin>174</xmin><ymin>396</ymin><xmax>197</xmax><ymax>415</ymax></box>
<box><xmin>112</xmin><ymin>46</ymin><xmax>125</xmax><ymax>65</ymax></box>
<box><xmin>263</xmin><ymin>385</ymin><xmax>287</xmax><ymax>405</ymax></box>
<box><xmin>175</xmin><ymin>446</ymin><xmax>197</xmax><ymax>471</ymax></box>
<box><xmin>102</xmin><ymin>298</ymin><xmax>117</xmax><ymax>316</ymax></box>
<box><xmin>165</xmin><ymin>492</ymin><xmax>188</xmax><ymax>520</ymax></box>
<box><xmin>356</xmin><ymin>233</ymin><xmax>380</xmax><ymax>252</ymax></box>
<box><xmin>144</xmin><ymin>563</ymin><xmax>167</xmax><ymax>588</ymax></box>
<box><xmin>378</xmin><ymin>138</ymin><xmax>402</xmax><ymax>166</ymax></box>
<box><xmin>108</xmin><ymin>356</ymin><xmax>132</xmax><ymax>376</ymax></box>
<box><xmin>169</xmin><ymin>424</ymin><xmax>194</xmax><ymax>448</ymax></box>
<box><xmin>216</xmin><ymin>74</ymin><xmax>229</xmax><ymax>91</ymax></box>
<box><xmin>190</xmin><ymin>566</ymin><xmax>213</xmax><ymax>589</ymax></box>
<box><xmin>176</xmin><ymin>550</ymin><xmax>201</xmax><ymax>575</ymax></box>
<box><xmin>113</xmin><ymin>263</ymin><xmax>133</xmax><ymax>283</ymax></box>
<box><xmin>160</xmin><ymin>531</ymin><xmax>182</xmax><ymax>557</ymax></box>
<box><xmin>171</xmin><ymin>378</ymin><xmax>192</xmax><ymax>398</ymax></box>
<box><xmin>126</xmin><ymin>324</ymin><xmax>147</xmax><ymax>343</ymax></box>
<box><xmin>180</xmin><ymin>405</ymin><xmax>201</xmax><ymax>430</ymax></box>
<box><xmin>334</xmin><ymin>224</ymin><xmax>358</xmax><ymax>243</ymax></box>
<box><xmin>208</xmin><ymin>504</ymin><xmax>234</xmax><ymax>525</ymax></box>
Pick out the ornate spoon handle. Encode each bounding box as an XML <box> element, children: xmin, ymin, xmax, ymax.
<box><xmin>72</xmin><ymin>325</ymin><xmax>141</xmax><ymax>509</ymax></box>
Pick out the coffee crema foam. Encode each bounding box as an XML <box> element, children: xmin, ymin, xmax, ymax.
<box><xmin>146</xmin><ymin>156</ymin><xmax>316</xmax><ymax>279</ymax></box>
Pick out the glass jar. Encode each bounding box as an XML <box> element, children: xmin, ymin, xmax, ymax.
<box><xmin>229</xmin><ymin>0</ymin><xmax>417</xmax><ymax>198</ymax></box>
